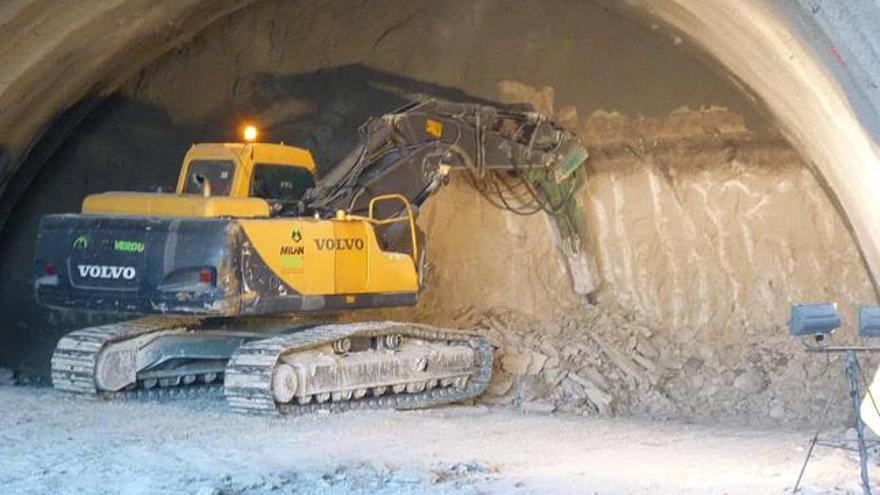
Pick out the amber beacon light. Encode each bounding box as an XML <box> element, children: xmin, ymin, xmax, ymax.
<box><xmin>242</xmin><ymin>124</ymin><xmax>258</xmax><ymax>142</ymax></box>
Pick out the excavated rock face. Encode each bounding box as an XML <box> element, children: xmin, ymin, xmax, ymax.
<box><xmin>0</xmin><ymin>0</ymin><xmax>876</xmax><ymax>425</ymax></box>
<box><xmin>406</xmin><ymin>103</ymin><xmax>873</xmax><ymax>424</ymax></box>
<box><xmin>580</xmin><ymin>110</ymin><xmax>874</xmax><ymax>339</ymax></box>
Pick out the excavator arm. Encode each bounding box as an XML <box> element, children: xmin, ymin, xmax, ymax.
<box><xmin>302</xmin><ymin>99</ymin><xmax>593</xmax><ymax>294</ymax></box>
<box><xmin>304</xmin><ymin>99</ymin><xmax>587</xmax><ymax>217</ymax></box>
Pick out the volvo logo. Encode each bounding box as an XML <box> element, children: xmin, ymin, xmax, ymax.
<box><xmin>77</xmin><ymin>264</ymin><xmax>136</xmax><ymax>280</ymax></box>
<box><xmin>314</xmin><ymin>238</ymin><xmax>365</xmax><ymax>251</ymax></box>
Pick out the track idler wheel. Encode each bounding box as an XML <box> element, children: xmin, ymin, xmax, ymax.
<box><xmin>383</xmin><ymin>334</ymin><xmax>402</xmax><ymax>350</ymax></box>
<box><xmin>332</xmin><ymin>338</ymin><xmax>352</xmax><ymax>354</ymax></box>
<box><xmin>272</xmin><ymin>364</ymin><xmax>299</xmax><ymax>403</ymax></box>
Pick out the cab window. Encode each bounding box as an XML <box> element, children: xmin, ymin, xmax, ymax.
<box><xmin>182</xmin><ymin>160</ymin><xmax>236</xmax><ymax>196</ymax></box>
<box><xmin>250</xmin><ymin>163</ymin><xmax>315</xmax><ymax>201</ymax></box>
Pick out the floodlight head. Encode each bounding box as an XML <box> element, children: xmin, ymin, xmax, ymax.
<box><xmin>859</xmin><ymin>306</ymin><xmax>880</xmax><ymax>337</ymax></box>
<box><xmin>789</xmin><ymin>303</ymin><xmax>841</xmax><ymax>337</ymax></box>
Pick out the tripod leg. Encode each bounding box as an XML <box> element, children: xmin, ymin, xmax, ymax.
<box><xmin>847</xmin><ymin>350</ymin><xmax>873</xmax><ymax>495</ymax></box>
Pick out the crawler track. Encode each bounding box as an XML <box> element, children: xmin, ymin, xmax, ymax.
<box><xmin>50</xmin><ymin>316</ymin><xmax>209</xmax><ymax>397</ymax></box>
<box><xmin>224</xmin><ymin>321</ymin><xmax>493</xmax><ymax>415</ymax></box>
<box><xmin>51</xmin><ymin>318</ymin><xmax>493</xmax><ymax>413</ymax></box>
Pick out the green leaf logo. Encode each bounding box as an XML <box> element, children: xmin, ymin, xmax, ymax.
<box><xmin>72</xmin><ymin>235</ymin><xmax>89</xmax><ymax>250</ymax></box>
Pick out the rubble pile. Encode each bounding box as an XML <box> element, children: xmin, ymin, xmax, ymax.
<box><xmin>461</xmin><ymin>306</ymin><xmax>672</xmax><ymax>418</ymax></box>
<box><xmin>452</xmin><ymin>305</ymin><xmax>855</xmax><ymax>425</ymax></box>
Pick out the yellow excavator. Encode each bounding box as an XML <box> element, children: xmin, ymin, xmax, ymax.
<box><xmin>34</xmin><ymin>100</ymin><xmax>588</xmax><ymax>414</ymax></box>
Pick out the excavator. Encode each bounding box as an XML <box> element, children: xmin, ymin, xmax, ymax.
<box><xmin>33</xmin><ymin>99</ymin><xmax>589</xmax><ymax>415</ymax></box>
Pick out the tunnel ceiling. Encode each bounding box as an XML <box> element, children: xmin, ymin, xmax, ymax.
<box><xmin>0</xmin><ymin>0</ymin><xmax>879</xmax><ymax>290</ymax></box>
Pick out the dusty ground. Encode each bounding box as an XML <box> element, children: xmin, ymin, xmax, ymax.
<box><xmin>0</xmin><ymin>385</ymin><xmax>876</xmax><ymax>495</ymax></box>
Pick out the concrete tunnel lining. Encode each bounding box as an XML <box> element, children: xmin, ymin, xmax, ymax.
<box><xmin>1</xmin><ymin>0</ymin><xmax>880</xmax><ymax>426</ymax></box>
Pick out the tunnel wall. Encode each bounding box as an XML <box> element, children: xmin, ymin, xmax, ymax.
<box><xmin>402</xmin><ymin>101</ymin><xmax>873</xmax><ymax>421</ymax></box>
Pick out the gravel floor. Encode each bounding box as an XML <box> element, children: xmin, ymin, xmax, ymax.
<box><xmin>0</xmin><ymin>385</ymin><xmax>877</xmax><ymax>494</ymax></box>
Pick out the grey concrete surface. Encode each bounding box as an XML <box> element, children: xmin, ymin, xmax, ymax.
<box><xmin>791</xmin><ymin>0</ymin><xmax>880</xmax><ymax>140</ymax></box>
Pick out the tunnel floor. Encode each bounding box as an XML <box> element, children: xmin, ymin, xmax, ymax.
<box><xmin>0</xmin><ymin>385</ymin><xmax>874</xmax><ymax>495</ymax></box>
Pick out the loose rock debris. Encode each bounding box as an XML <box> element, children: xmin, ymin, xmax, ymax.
<box><xmin>446</xmin><ymin>304</ymin><xmax>862</xmax><ymax>426</ymax></box>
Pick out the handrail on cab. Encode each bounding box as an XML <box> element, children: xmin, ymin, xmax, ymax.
<box><xmin>339</xmin><ymin>193</ymin><xmax>419</xmax><ymax>266</ymax></box>
<box><xmin>368</xmin><ymin>194</ymin><xmax>418</xmax><ymax>265</ymax></box>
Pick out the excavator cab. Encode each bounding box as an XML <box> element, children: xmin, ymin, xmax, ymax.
<box><xmin>177</xmin><ymin>142</ymin><xmax>317</xmax><ymax>201</ymax></box>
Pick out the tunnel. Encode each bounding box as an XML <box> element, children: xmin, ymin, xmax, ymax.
<box><xmin>1</xmin><ymin>0</ymin><xmax>879</xmax><ymax>427</ymax></box>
